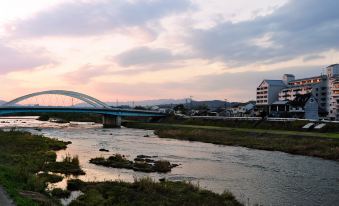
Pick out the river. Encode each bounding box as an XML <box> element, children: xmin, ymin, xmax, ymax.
<box><xmin>1</xmin><ymin>117</ymin><xmax>338</xmax><ymax>206</ymax></box>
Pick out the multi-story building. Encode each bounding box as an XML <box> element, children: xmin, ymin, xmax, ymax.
<box><xmin>256</xmin><ymin>79</ymin><xmax>286</xmax><ymax>112</ymax></box>
<box><xmin>327</xmin><ymin>64</ymin><xmax>339</xmax><ymax>120</ymax></box>
<box><xmin>278</xmin><ymin>75</ymin><xmax>328</xmax><ymax>110</ymax></box>
<box><xmin>255</xmin><ymin>64</ymin><xmax>339</xmax><ymax>120</ymax></box>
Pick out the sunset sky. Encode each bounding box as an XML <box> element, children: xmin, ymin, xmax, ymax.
<box><xmin>0</xmin><ymin>0</ymin><xmax>338</xmax><ymax>102</ymax></box>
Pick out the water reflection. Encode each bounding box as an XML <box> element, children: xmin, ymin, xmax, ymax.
<box><xmin>1</xmin><ymin>117</ymin><xmax>338</xmax><ymax>206</ymax></box>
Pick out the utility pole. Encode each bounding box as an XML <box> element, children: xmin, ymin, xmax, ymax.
<box><xmin>188</xmin><ymin>96</ymin><xmax>194</xmax><ymax>116</ymax></box>
<box><xmin>190</xmin><ymin>96</ymin><xmax>193</xmax><ymax>109</ymax></box>
<box><xmin>224</xmin><ymin>98</ymin><xmax>228</xmax><ymax>116</ymax></box>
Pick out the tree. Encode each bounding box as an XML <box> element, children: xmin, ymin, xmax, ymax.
<box><xmin>173</xmin><ymin>104</ymin><xmax>187</xmax><ymax>114</ymax></box>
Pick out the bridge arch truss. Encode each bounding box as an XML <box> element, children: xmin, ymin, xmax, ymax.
<box><xmin>2</xmin><ymin>90</ymin><xmax>111</xmax><ymax>109</ymax></box>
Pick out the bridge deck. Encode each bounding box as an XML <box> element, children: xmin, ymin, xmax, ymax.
<box><xmin>0</xmin><ymin>107</ymin><xmax>166</xmax><ymax>117</ymax></box>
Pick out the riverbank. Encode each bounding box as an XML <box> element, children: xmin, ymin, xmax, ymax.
<box><xmin>159</xmin><ymin>117</ymin><xmax>339</xmax><ymax>133</ymax></box>
<box><xmin>0</xmin><ymin>129</ymin><xmax>70</xmax><ymax>205</ymax></box>
<box><xmin>123</xmin><ymin>122</ymin><xmax>339</xmax><ymax>161</ymax></box>
<box><xmin>0</xmin><ymin>129</ymin><xmax>243</xmax><ymax>205</ymax></box>
<box><xmin>0</xmin><ymin>186</ymin><xmax>14</xmax><ymax>206</ymax></box>
<box><xmin>67</xmin><ymin>178</ymin><xmax>242</xmax><ymax>206</ymax></box>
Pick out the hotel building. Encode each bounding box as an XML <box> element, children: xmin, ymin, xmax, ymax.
<box><xmin>327</xmin><ymin>64</ymin><xmax>339</xmax><ymax>120</ymax></box>
<box><xmin>256</xmin><ymin>64</ymin><xmax>339</xmax><ymax>120</ymax></box>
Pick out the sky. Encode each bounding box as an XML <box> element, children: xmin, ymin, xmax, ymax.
<box><xmin>0</xmin><ymin>0</ymin><xmax>338</xmax><ymax>102</ymax></box>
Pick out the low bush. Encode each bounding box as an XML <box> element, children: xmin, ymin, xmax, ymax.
<box><xmin>51</xmin><ymin>188</ymin><xmax>71</xmax><ymax>198</ymax></box>
<box><xmin>68</xmin><ymin>177</ymin><xmax>242</xmax><ymax>206</ymax></box>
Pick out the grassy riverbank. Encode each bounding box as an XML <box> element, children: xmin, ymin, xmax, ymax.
<box><xmin>0</xmin><ymin>129</ymin><xmax>70</xmax><ymax>205</ymax></box>
<box><xmin>124</xmin><ymin>122</ymin><xmax>339</xmax><ymax>161</ymax></box>
<box><xmin>67</xmin><ymin>178</ymin><xmax>242</xmax><ymax>206</ymax></box>
<box><xmin>160</xmin><ymin>117</ymin><xmax>339</xmax><ymax>133</ymax></box>
<box><xmin>0</xmin><ymin>129</ymin><xmax>243</xmax><ymax>206</ymax></box>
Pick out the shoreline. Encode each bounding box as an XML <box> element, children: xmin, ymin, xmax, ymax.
<box><xmin>123</xmin><ymin>122</ymin><xmax>339</xmax><ymax>161</ymax></box>
<box><xmin>0</xmin><ymin>186</ymin><xmax>14</xmax><ymax>206</ymax></box>
<box><xmin>0</xmin><ymin>128</ymin><xmax>243</xmax><ymax>205</ymax></box>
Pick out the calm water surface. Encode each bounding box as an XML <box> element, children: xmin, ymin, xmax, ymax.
<box><xmin>1</xmin><ymin>117</ymin><xmax>339</xmax><ymax>206</ymax></box>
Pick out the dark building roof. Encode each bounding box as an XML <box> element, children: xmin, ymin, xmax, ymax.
<box><xmin>327</xmin><ymin>64</ymin><xmax>339</xmax><ymax>68</ymax></box>
<box><xmin>289</xmin><ymin>93</ymin><xmax>312</xmax><ymax>107</ymax></box>
<box><xmin>272</xmin><ymin>100</ymin><xmax>289</xmax><ymax>105</ymax></box>
<box><xmin>264</xmin><ymin>80</ymin><xmax>286</xmax><ymax>86</ymax></box>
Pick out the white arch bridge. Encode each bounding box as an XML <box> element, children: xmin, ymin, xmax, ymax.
<box><xmin>0</xmin><ymin>90</ymin><xmax>167</xmax><ymax>127</ymax></box>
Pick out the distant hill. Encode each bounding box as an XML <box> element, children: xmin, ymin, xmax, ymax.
<box><xmin>157</xmin><ymin>100</ymin><xmax>239</xmax><ymax>110</ymax></box>
<box><xmin>190</xmin><ymin>100</ymin><xmax>230</xmax><ymax>110</ymax></box>
<box><xmin>0</xmin><ymin>100</ymin><xmax>6</xmax><ymax>105</ymax></box>
<box><xmin>111</xmin><ymin>99</ymin><xmax>234</xmax><ymax>109</ymax></box>
<box><xmin>105</xmin><ymin>99</ymin><xmax>188</xmax><ymax>107</ymax></box>
<box><xmin>187</xmin><ymin>100</ymin><xmax>243</xmax><ymax>110</ymax></box>
<box><xmin>52</xmin><ymin>98</ymin><xmax>241</xmax><ymax>110</ymax></box>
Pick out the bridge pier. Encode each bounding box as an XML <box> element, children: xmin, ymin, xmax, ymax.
<box><xmin>102</xmin><ymin>115</ymin><xmax>121</xmax><ymax>128</ymax></box>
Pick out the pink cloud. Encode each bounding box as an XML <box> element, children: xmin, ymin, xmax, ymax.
<box><xmin>0</xmin><ymin>43</ymin><xmax>53</xmax><ymax>74</ymax></box>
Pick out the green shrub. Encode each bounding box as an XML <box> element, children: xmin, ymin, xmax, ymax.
<box><xmin>38</xmin><ymin>173</ymin><xmax>63</xmax><ymax>183</ymax></box>
<box><xmin>51</xmin><ymin>188</ymin><xmax>71</xmax><ymax>198</ymax></box>
<box><xmin>46</xmin><ymin>154</ymin><xmax>85</xmax><ymax>175</ymax></box>
<box><xmin>68</xmin><ymin>177</ymin><xmax>243</xmax><ymax>206</ymax></box>
<box><xmin>67</xmin><ymin>179</ymin><xmax>86</xmax><ymax>191</ymax></box>
<box><xmin>153</xmin><ymin>160</ymin><xmax>171</xmax><ymax>173</ymax></box>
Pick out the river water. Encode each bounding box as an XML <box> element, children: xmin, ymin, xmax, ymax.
<box><xmin>1</xmin><ymin>117</ymin><xmax>338</xmax><ymax>206</ymax></box>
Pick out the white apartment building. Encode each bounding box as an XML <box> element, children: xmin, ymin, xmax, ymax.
<box><xmin>256</xmin><ymin>80</ymin><xmax>286</xmax><ymax>105</ymax></box>
<box><xmin>278</xmin><ymin>75</ymin><xmax>328</xmax><ymax>110</ymax></box>
<box><xmin>256</xmin><ymin>64</ymin><xmax>339</xmax><ymax>120</ymax></box>
<box><xmin>327</xmin><ymin>64</ymin><xmax>339</xmax><ymax>120</ymax></box>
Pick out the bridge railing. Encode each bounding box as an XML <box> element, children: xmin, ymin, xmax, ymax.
<box><xmin>0</xmin><ymin>105</ymin><xmax>167</xmax><ymax>115</ymax></box>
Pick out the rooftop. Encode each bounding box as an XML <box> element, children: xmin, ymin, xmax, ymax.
<box><xmin>272</xmin><ymin>100</ymin><xmax>289</xmax><ymax>105</ymax></box>
<box><xmin>264</xmin><ymin>80</ymin><xmax>286</xmax><ymax>86</ymax></box>
<box><xmin>289</xmin><ymin>75</ymin><xmax>326</xmax><ymax>83</ymax></box>
<box><xmin>327</xmin><ymin>64</ymin><xmax>339</xmax><ymax>68</ymax></box>
<box><xmin>289</xmin><ymin>93</ymin><xmax>312</xmax><ymax>107</ymax></box>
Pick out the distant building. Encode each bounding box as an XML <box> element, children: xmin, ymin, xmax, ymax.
<box><xmin>256</xmin><ymin>64</ymin><xmax>339</xmax><ymax>120</ymax></box>
<box><xmin>327</xmin><ymin>64</ymin><xmax>339</xmax><ymax>120</ymax></box>
<box><xmin>256</xmin><ymin>79</ymin><xmax>286</xmax><ymax>113</ymax></box>
<box><xmin>229</xmin><ymin>101</ymin><xmax>256</xmax><ymax>117</ymax></box>
<box><xmin>289</xmin><ymin>94</ymin><xmax>320</xmax><ymax>120</ymax></box>
<box><xmin>278</xmin><ymin>75</ymin><xmax>328</xmax><ymax>110</ymax></box>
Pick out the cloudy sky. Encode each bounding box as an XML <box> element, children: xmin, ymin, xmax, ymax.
<box><xmin>0</xmin><ymin>0</ymin><xmax>338</xmax><ymax>102</ymax></box>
